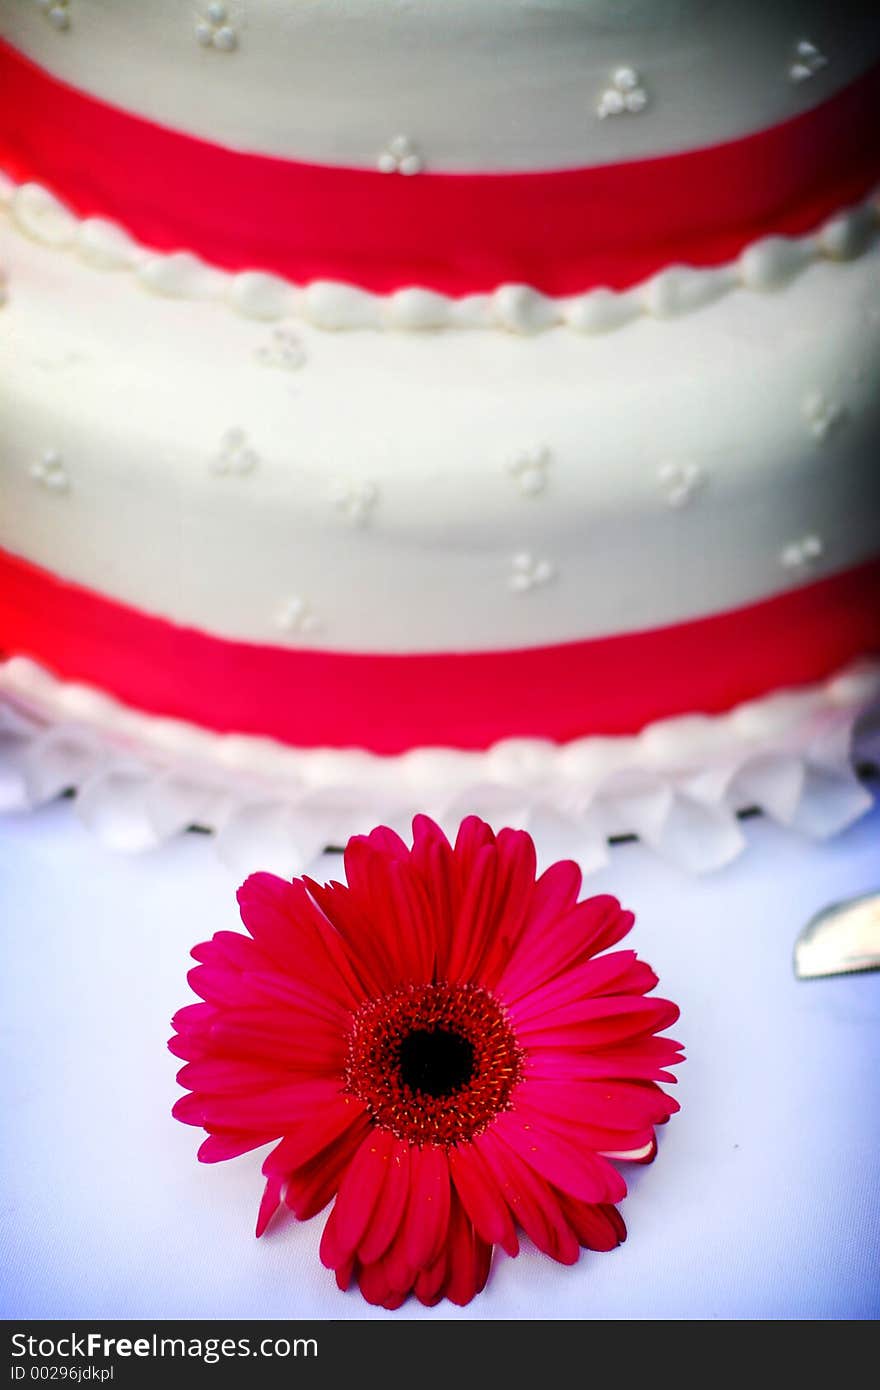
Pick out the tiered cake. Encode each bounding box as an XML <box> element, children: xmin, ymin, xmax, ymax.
<box><xmin>1</xmin><ymin>0</ymin><xmax>879</xmax><ymax>869</ymax></box>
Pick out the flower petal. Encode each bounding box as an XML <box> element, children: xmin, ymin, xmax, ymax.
<box><xmin>191</xmin><ymin>930</ymin><xmax>273</xmax><ymax>973</ymax></box>
<box><xmin>474</xmin><ymin>1129</ymin><xmax>580</xmax><ymax>1265</ymax></box>
<box><xmin>449</xmin><ymin>1143</ymin><xmax>519</xmax><ymax>1257</ymax></box>
<box><xmin>355</xmin><ymin>1257</ymin><xmax>409</xmax><ymax>1310</ymax></box>
<box><xmin>403</xmin><ymin>1144</ymin><xmax>451</xmax><ymax>1271</ymax></box>
<box><xmin>240</xmin><ymin>969</ymin><xmax>350</xmax><ymax>1028</ymax></box>
<box><xmin>414</xmin><ymin>1246</ymin><xmax>449</xmax><ymax>1307</ymax></box>
<box><xmin>410</xmin><ymin>815</ymin><xmax>457</xmax><ymax>973</ymax></box>
<box><xmin>505</xmin><ymin>1093</ymin><xmax>654</xmax><ymax>1161</ymax></box>
<box><xmin>357</xmin><ymin>1138</ymin><xmax>411</xmax><ymax>1265</ymax></box>
<box><xmin>303</xmin><ymin>878</ymin><xmax>398</xmax><ymax>994</ymax></box>
<box><xmin>505</xmin><ymin>951</ymin><xmax>658</xmax><ymax>1028</ymax></box>
<box><xmin>196</xmin><ymin>1077</ymin><xmax>354</xmax><ymax>1132</ymax></box>
<box><xmin>324</xmin><ymin>1129</ymin><xmax>396</xmax><ymax>1262</ymax></box>
<box><xmin>170</xmin><ymin>1001</ymin><xmax>215</xmax><ymax>1039</ymax></box>
<box><xmin>499</xmin><ymin>895</ymin><xmax>634</xmax><ymax>1002</ymax></box>
<box><xmin>176</xmin><ymin>1058</ymin><xmax>301</xmax><ymax>1097</ymax></box>
<box><xmin>527</xmin><ymin>1035</ymin><xmax>684</xmax><ymax>1085</ymax></box>
<box><xmin>443</xmin><ymin>1192</ymin><xmax>493</xmax><ymax>1307</ymax></box>
<box><xmin>256</xmin><ymin>1175</ymin><xmax>284</xmax><ymax>1237</ymax></box>
<box><xmin>514</xmin><ymin>994</ymin><xmax>680</xmax><ymax>1049</ymax></box>
<box><xmin>471</xmin><ymin>828</ymin><xmax>539</xmax><ymax>988</ymax></box>
<box><xmin>197</xmin><ymin>1130</ymin><xmax>276</xmax><ymax>1163</ymax></box>
<box><xmin>373</xmin><ymin>1225</ymin><xmax>416</xmax><ymax>1303</ymax></box>
<box><xmin>518</xmin><ymin>1077</ymin><xmax>680</xmax><ymax>1132</ymax></box>
<box><xmin>600</xmin><ymin>1138</ymin><xmax>657</xmax><ymax>1163</ymax></box>
<box><xmin>261</xmin><ymin>1094</ymin><xmax>367</xmax><ymax>1176</ymax></box>
<box><xmin>284</xmin><ymin>1113</ymin><xmax>372</xmax><ymax>1222</ymax></box>
<box><xmin>203</xmin><ymin>1008</ymin><xmax>346</xmax><ymax>1071</ymax></box>
<box><xmin>237</xmin><ymin>872</ymin><xmax>371</xmax><ymax>1006</ymax></box>
<box><xmin>555</xmin><ymin>1194</ymin><xmax>627</xmax><ymax>1252</ymax></box>
<box><xmin>491</xmin><ymin>1111</ymin><xmax>627</xmax><ymax>1205</ymax></box>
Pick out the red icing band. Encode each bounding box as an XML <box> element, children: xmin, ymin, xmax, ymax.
<box><xmin>1</xmin><ymin>548</ymin><xmax>879</xmax><ymax>754</ymax></box>
<box><xmin>1</xmin><ymin>41</ymin><xmax>879</xmax><ymax>296</ymax></box>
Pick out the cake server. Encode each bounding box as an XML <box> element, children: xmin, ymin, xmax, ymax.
<box><xmin>794</xmin><ymin>891</ymin><xmax>880</xmax><ymax>979</ymax></box>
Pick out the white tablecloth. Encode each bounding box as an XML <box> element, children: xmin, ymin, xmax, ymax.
<box><xmin>1</xmin><ymin>798</ymin><xmax>879</xmax><ymax>1320</ymax></box>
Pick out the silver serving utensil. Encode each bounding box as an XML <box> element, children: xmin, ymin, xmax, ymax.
<box><xmin>794</xmin><ymin>891</ymin><xmax>880</xmax><ymax>979</ymax></box>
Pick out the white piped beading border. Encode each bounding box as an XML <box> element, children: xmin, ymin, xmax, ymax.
<box><xmin>1</xmin><ymin>655</ymin><xmax>877</xmax><ymax>876</ymax></box>
<box><xmin>2</xmin><ymin>172</ymin><xmax>878</xmax><ymax>336</ymax></box>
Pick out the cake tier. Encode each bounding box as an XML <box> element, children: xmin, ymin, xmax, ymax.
<box><xmin>4</xmin><ymin>0</ymin><xmax>880</xmax><ymax>173</ymax></box>
<box><xmin>2</xmin><ymin>11</ymin><xmax>879</xmax><ymax>864</ymax></box>
<box><xmin>2</xmin><ymin>37</ymin><xmax>879</xmax><ymax>297</ymax></box>
<box><xmin>2</xmin><ymin>179</ymin><xmax>879</xmax><ymax>700</ymax></box>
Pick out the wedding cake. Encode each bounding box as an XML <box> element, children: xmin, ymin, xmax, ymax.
<box><xmin>1</xmin><ymin>0</ymin><xmax>879</xmax><ymax>870</ymax></box>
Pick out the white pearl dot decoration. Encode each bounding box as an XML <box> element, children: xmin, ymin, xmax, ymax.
<box><xmin>209</xmin><ymin>428</ymin><xmax>260</xmax><ymax>476</ymax></box>
<box><xmin>597</xmin><ymin>67</ymin><xmax>650</xmax><ymax>118</ymax></box>
<box><xmin>789</xmin><ymin>38</ymin><xmax>828</xmax><ymax>83</ymax></box>
<box><xmin>35</xmin><ymin>0</ymin><xmax>72</xmax><ymax>31</ymax></box>
<box><xmin>657</xmin><ymin>461</ymin><xmax>706</xmax><ymax>509</ymax></box>
<box><xmin>196</xmin><ymin>3</ymin><xmax>239</xmax><ymax>52</ymax></box>
<box><xmin>332</xmin><ymin>479</ymin><xmax>380</xmax><ymax>526</ymax></box>
<box><xmin>802</xmin><ymin>389</ymin><xmax>845</xmax><ymax>441</ymax></box>
<box><xmin>30</xmin><ymin>448</ymin><xmax>69</xmax><ymax>492</ymax></box>
<box><xmin>276</xmin><ymin>596</ymin><xmax>323</xmax><ymax>635</ymax></box>
<box><xmin>377</xmin><ymin>136</ymin><xmax>424</xmax><ymax>175</ymax></box>
<box><xmin>505</xmin><ymin>446</ymin><xmax>551</xmax><ymax>497</ymax></box>
<box><xmin>780</xmin><ymin>534</ymin><xmax>824</xmax><ymax>572</ymax></box>
<box><xmin>509</xmin><ymin>552</ymin><xmax>556</xmax><ymax>593</ymax></box>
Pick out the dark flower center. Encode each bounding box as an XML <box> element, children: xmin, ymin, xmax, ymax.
<box><xmin>397</xmin><ymin>1028</ymin><xmax>476</xmax><ymax>1098</ymax></box>
<box><xmin>344</xmin><ymin>982</ymin><xmax>523</xmax><ymax>1146</ymax></box>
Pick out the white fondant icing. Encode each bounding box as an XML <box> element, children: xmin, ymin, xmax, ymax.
<box><xmin>737</xmin><ymin>236</ymin><xmax>814</xmax><ymax>291</ymax></box>
<box><xmin>77</xmin><ymin>217</ymin><xmax>143</xmax><ymax>271</ymax></box>
<box><xmin>2</xmin><ymin>207</ymin><xmax>879</xmax><ymax>654</ymax></box>
<box><xmin>5</xmin><ymin>1</ymin><xmax>880</xmax><ymax>172</ymax></box>
<box><xmin>137</xmin><ymin>250</ymin><xmax>226</xmax><ymax>301</ymax></box>
<box><xmin>5</xmin><ymin>178</ymin><xmax>879</xmax><ymax>336</ymax></box>
<box><xmin>1</xmin><ymin>657</ymin><xmax>876</xmax><ymax>875</ymax></box>
<box><xmin>14</xmin><ymin>182</ymin><xmax>78</xmax><ymax>247</ymax></box>
<box><xmin>228</xmin><ymin>272</ymin><xmax>296</xmax><ymax>322</ymax></box>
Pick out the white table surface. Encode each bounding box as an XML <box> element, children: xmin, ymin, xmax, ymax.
<box><xmin>1</xmin><ymin>797</ymin><xmax>879</xmax><ymax>1321</ymax></box>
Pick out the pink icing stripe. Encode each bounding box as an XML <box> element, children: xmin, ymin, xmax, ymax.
<box><xmin>1</xmin><ymin>548</ymin><xmax>879</xmax><ymax>753</ymax></box>
<box><xmin>1</xmin><ymin>40</ymin><xmax>879</xmax><ymax>295</ymax></box>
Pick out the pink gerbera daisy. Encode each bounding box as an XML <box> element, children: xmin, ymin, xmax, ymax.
<box><xmin>170</xmin><ymin>816</ymin><xmax>683</xmax><ymax>1308</ymax></box>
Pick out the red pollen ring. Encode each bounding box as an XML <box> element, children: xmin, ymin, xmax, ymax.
<box><xmin>344</xmin><ymin>983</ymin><xmax>523</xmax><ymax>1146</ymax></box>
<box><xmin>1</xmin><ymin>40</ymin><xmax>879</xmax><ymax>295</ymax></box>
<box><xmin>1</xmin><ymin>548</ymin><xmax>880</xmax><ymax>753</ymax></box>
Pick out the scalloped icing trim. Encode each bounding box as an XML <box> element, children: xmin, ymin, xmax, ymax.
<box><xmin>2</xmin><ymin>172</ymin><xmax>879</xmax><ymax>336</ymax></box>
<box><xmin>1</xmin><ymin>655</ymin><xmax>877</xmax><ymax>876</ymax></box>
